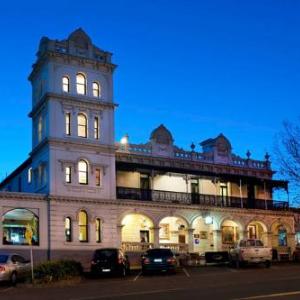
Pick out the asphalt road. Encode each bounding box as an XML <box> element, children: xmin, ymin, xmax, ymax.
<box><xmin>2</xmin><ymin>263</ymin><xmax>300</xmax><ymax>300</ymax></box>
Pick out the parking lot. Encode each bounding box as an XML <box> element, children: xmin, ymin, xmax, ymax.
<box><xmin>2</xmin><ymin>263</ymin><xmax>300</xmax><ymax>300</ymax></box>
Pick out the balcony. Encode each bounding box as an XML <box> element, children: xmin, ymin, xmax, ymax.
<box><xmin>116</xmin><ymin>187</ymin><xmax>289</xmax><ymax>211</ymax></box>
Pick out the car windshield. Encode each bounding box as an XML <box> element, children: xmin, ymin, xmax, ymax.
<box><xmin>94</xmin><ymin>250</ymin><xmax>117</xmax><ymax>260</ymax></box>
<box><xmin>0</xmin><ymin>255</ymin><xmax>8</xmax><ymax>263</ymax></box>
<box><xmin>146</xmin><ymin>249</ymin><xmax>173</xmax><ymax>257</ymax></box>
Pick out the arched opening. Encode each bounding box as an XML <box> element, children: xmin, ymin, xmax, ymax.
<box><xmin>121</xmin><ymin>214</ymin><xmax>154</xmax><ymax>252</ymax></box>
<box><xmin>221</xmin><ymin>220</ymin><xmax>241</xmax><ymax>247</ymax></box>
<box><xmin>159</xmin><ymin>216</ymin><xmax>188</xmax><ymax>253</ymax></box>
<box><xmin>192</xmin><ymin>216</ymin><xmax>214</xmax><ymax>253</ymax></box>
<box><xmin>78</xmin><ymin>160</ymin><xmax>88</xmax><ymax>185</ymax></box>
<box><xmin>76</xmin><ymin>73</ymin><xmax>86</xmax><ymax>95</ymax></box>
<box><xmin>62</xmin><ymin>76</ymin><xmax>70</xmax><ymax>93</ymax></box>
<box><xmin>77</xmin><ymin>113</ymin><xmax>87</xmax><ymax>138</ymax></box>
<box><xmin>65</xmin><ymin>217</ymin><xmax>72</xmax><ymax>242</ymax></box>
<box><xmin>2</xmin><ymin>208</ymin><xmax>39</xmax><ymax>246</ymax></box>
<box><xmin>247</xmin><ymin>221</ymin><xmax>268</xmax><ymax>245</ymax></box>
<box><xmin>92</xmin><ymin>82</ymin><xmax>100</xmax><ymax>98</ymax></box>
<box><xmin>78</xmin><ymin>210</ymin><xmax>88</xmax><ymax>242</ymax></box>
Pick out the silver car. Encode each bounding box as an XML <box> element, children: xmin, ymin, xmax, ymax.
<box><xmin>0</xmin><ymin>253</ymin><xmax>31</xmax><ymax>285</ymax></box>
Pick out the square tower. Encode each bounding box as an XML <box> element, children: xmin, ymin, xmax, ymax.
<box><xmin>28</xmin><ymin>28</ymin><xmax>117</xmax><ymax>199</ymax></box>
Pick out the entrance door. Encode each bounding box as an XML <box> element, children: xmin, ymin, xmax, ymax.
<box><xmin>140</xmin><ymin>174</ymin><xmax>151</xmax><ymax>200</ymax></box>
<box><xmin>191</xmin><ymin>180</ymin><xmax>199</xmax><ymax>204</ymax></box>
<box><xmin>247</xmin><ymin>184</ymin><xmax>255</xmax><ymax>208</ymax></box>
<box><xmin>220</xmin><ymin>183</ymin><xmax>228</xmax><ymax>206</ymax></box>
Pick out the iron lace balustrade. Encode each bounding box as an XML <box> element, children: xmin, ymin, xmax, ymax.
<box><xmin>116</xmin><ymin>187</ymin><xmax>289</xmax><ymax>211</ymax></box>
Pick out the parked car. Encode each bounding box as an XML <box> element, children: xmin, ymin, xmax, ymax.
<box><xmin>91</xmin><ymin>248</ymin><xmax>130</xmax><ymax>277</ymax></box>
<box><xmin>229</xmin><ymin>239</ymin><xmax>272</xmax><ymax>268</ymax></box>
<box><xmin>0</xmin><ymin>253</ymin><xmax>31</xmax><ymax>285</ymax></box>
<box><xmin>141</xmin><ymin>248</ymin><xmax>177</xmax><ymax>274</ymax></box>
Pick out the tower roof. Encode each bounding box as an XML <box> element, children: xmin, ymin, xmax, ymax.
<box><xmin>150</xmin><ymin>124</ymin><xmax>174</xmax><ymax>145</ymax></box>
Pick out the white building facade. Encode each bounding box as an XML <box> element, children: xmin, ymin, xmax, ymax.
<box><xmin>0</xmin><ymin>29</ymin><xmax>296</xmax><ymax>267</ymax></box>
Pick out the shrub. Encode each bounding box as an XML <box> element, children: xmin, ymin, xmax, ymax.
<box><xmin>34</xmin><ymin>260</ymin><xmax>83</xmax><ymax>283</ymax></box>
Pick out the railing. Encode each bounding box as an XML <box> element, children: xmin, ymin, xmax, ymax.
<box><xmin>159</xmin><ymin>243</ymin><xmax>189</xmax><ymax>254</ymax></box>
<box><xmin>121</xmin><ymin>242</ymin><xmax>154</xmax><ymax>252</ymax></box>
<box><xmin>116</xmin><ymin>187</ymin><xmax>289</xmax><ymax>211</ymax></box>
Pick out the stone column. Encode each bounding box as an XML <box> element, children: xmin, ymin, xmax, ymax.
<box><xmin>288</xmin><ymin>233</ymin><xmax>296</xmax><ymax>256</ymax></box>
<box><xmin>153</xmin><ymin>226</ymin><xmax>160</xmax><ymax>248</ymax></box>
<box><xmin>187</xmin><ymin>228</ymin><xmax>195</xmax><ymax>253</ymax></box>
<box><xmin>116</xmin><ymin>225</ymin><xmax>124</xmax><ymax>249</ymax></box>
<box><xmin>262</xmin><ymin>231</ymin><xmax>273</xmax><ymax>248</ymax></box>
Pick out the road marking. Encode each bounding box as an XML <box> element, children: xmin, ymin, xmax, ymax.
<box><xmin>182</xmin><ymin>267</ymin><xmax>190</xmax><ymax>277</ymax></box>
<box><xmin>234</xmin><ymin>290</ymin><xmax>300</xmax><ymax>299</ymax></box>
<box><xmin>70</xmin><ymin>287</ymin><xmax>185</xmax><ymax>300</ymax></box>
<box><xmin>133</xmin><ymin>271</ymin><xmax>142</xmax><ymax>281</ymax></box>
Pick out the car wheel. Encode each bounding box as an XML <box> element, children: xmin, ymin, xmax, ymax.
<box><xmin>265</xmin><ymin>261</ymin><xmax>271</xmax><ymax>268</ymax></box>
<box><xmin>11</xmin><ymin>272</ymin><xmax>17</xmax><ymax>286</ymax></box>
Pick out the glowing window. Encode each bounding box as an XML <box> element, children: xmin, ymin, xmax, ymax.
<box><xmin>96</xmin><ymin>218</ymin><xmax>102</xmax><ymax>243</ymax></box>
<box><xmin>78</xmin><ymin>160</ymin><xmax>88</xmax><ymax>184</ymax></box>
<box><xmin>77</xmin><ymin>114</ymin><xmax>87</xmax><ymax>138</ymax></box>
<box><xmin>38</xmin><ymin>116</ymin><xmax>43</xmax><ymax>142</ymax></box>
<box><xmin>65</xmin><ymin>217</ymin><xmax>72</xmax><ymax>242</ymax></box>
<box><xmin>28</xmin><ymin>168</ymin><xmax>32</xmax><ymax>184</ymax></box>
<box><xmin>65</xmin><ymin>167</ymin><xmax>71</xmax><ymax>183</ymax></box>
<box><xmin>94</xmin><ymin>117</ymin><xmax>99</xmax><ymax>139</ymax></box>
<box><xmin>95</xmin><ymin>169</ymin><xmax>101</xmax><ymax>186</ymax></box>
<box><xmin>62</xmin><ymin>76</ymin><xmax>69</xmax><ymax>93</ymax></box>
<box><xmin>65</xmin><ymin>113</ymin><xmax>71</xmax><ymax>135</ymax></box>
<box><xmin>76</xmin><ymin>73</ymin><xmax>86</xmax><ymax>95</ymax></box>
<box><xmin>92</xmin><ymin>82</ymin><xmax>100</xmax><ymax>98</ymax></box>
<box><xmin>78</xmin><ymin>211</ymin><xmax>88</xmax><ymax>242</ymax></box>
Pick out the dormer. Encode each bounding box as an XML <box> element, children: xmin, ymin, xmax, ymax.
<box><xmin>150</xmin><ymin>124</ymin><xmax>175</xmax><ymax>157</ymax></box>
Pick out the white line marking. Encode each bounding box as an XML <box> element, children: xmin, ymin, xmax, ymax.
<box><xmin>133</xmin><ymin>271</ymin><xmax>142</xmax><ymax>281</ymax></box>
<box><xmin>182</xmin><ymin>267</ymin><xmax>190</xmax><ymax>277</ymax></box>
<box><xmin>233</xmin><ymin>290</ymin><xmax>300</xmax><ymax>299</ymax></box>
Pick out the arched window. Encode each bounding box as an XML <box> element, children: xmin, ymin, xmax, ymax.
<box><xmin>78</xmin><ymin>210</ymin><xmax>88</xmax><ymax>242</ymax></box>
<box><xmin>38</xmin><ymin>116</ymin><xmax>43</xmax><ymax>142</ymax></box>
<box><xmin>77</xmin><ymin>113</ymin><xmax>87</xmax><ymax>138</ymax></box>
<box><xmin>2</xmin><ymin>209</ymin><xmax>39</xmax><ymax>246</ymax></box>
<box><xmin>92</xmin><ymin>82</ymin><xmax>100</xmax><ymax>98</ymax></box>
<box><xmin>65</xmin><ymin>217</ymin><xmax>72</xmax><ymax>242</ymax></box>
<box><xmin>78</xmin><ymin>160</ymin><xmax>88</xmax><ymax>184</ymax></box>
<box><xmin>62</xmin><ymin>76</ymin><xmax>70</xmax><ymax>93</ymax></box>
<box><xmin>96</xmin><ymin>218</ymin><xmax>102</xmax><ymax>243</ymax></box>
<box><xmin>76</xmin><ymin>73</ymin><xmax>86</xmax><ymax>95</ymax></box>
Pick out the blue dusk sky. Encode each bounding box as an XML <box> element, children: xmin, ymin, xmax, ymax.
<box><xmin>0</xmin><ymin>0</ymin><xmax>299</xmax><ymax>182</ymax></box>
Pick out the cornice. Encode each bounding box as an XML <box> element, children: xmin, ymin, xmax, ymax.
<box><xmin>0</xmin><ymin>191</ymin><xmax>47</xmax><ymax>202</ymax></box>
<box><xmin>29</xmin><ymin>92</ymin><xmax>117</xmax><ymax>118</ymax></box>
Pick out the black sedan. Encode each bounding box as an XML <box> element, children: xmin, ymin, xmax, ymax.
<box><xmin>141</xmin><ymin>248</ymin><xmax>177</xmax><ymax>274</ymax></box>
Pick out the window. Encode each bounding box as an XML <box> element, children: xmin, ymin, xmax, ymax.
<box><xmin>77</xmin><ymin>114</ymin><xmax>87</xmax><ymax>138</ymax></box>
<box><xmin>38</xmin><ymin>116</ymin><xmax>43</xmax><ymax>142</ymax></box>
<box><xmin>2</xmin><ymin>209</ymin><xmax>39</xmax><ymax>246</ymax></box>
<box><xmin>96</xmin><ymin>218</ymin><xmax>102</xmax><ymax>243</ymax></box>
<box><xmin>62</xmin><ymin>76</ymin><xmax>69</xmax><ymax>93</ymax></box>
<box><xmin>92</xmin><ymin>82</ymin><xmax>100</xmax><ymax>98</ymax></box>
<box><xmin>65</xmin><ymin>166</ymin><xmax>71</xmax><ymax>183</ymax></box>
<box><xmin>78</xmin><ymin>160</ymin><xmax>88</xmax><ymax>184</ymax></box>
<box><xmin>65</xmin><ymin>217</ymin><xmax>72</xmax><ymax>242</ymax></box>
<box><xmin>65</xmin><ymin>113</ymin><xmax>71</xmax><ymax>135</ymax></box>
<box><xmin>78</xmin><ymin>210</ymin><xmax>88</xmax><ymax>242</ymax></box>
<box><xmin>95</xmin><ymin>169</ymin><xmax>101</xmax><ymax>186</ymax></box>
<box><xmin>28</xmin><ymin>168</ymin><xmax>32</xmax><ymax>184</ymax></box>
<box><xmin>76</xmin><ymin>73</ymin><xmax>86</xmax><ymax>95</ymax></box>
<box><xmin>94</xmin><ymin>117</ymin><xmax>99</xmax><ymax>139</ymax></box>
<box><xmin>38</xmin><ymin>164</ymin><xmax>47</xmax><ymax>187</ymax></box>
<box><xmin>278</xmin><ymin>226</ymin><xmax>287</xmax><ymax>246</ymax></box>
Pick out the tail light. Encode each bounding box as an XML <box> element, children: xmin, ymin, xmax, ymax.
<box><xmin>167</xmin><ymin>257</ymin><xmax>176</xmax><ymax>265</ymax></box>
<box><xmin>0</xmin><ymin>266</ymin><xmax>5</xmax><ymax>272</ymax></box>
<box><xmin>143</xmin><ymin>258</ymin><xmax>150</xmax><ymax>264</ymax></box>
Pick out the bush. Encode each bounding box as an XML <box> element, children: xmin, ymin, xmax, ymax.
<box><xmin>34</xmin><ymin>260</ymin><xmax>83</xmax><ymax>283</ymax></box>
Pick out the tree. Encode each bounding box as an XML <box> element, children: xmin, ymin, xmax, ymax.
<box><xmin>274</xmin><ymin>120</ymin><xmax>300</xmax><ymax>204</ymax></box>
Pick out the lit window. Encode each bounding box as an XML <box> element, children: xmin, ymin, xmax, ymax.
<box><xmin>94</xmin><ymin>117</ymin><xmax>99</xmax><ymax>139</ymax></box>
<box><xmin>78</xmin><ymin>160</ymin><xmax>88</xmax><ymax>184</ymax></box>
<box><xmin>92</xmin><ymin>82</ymin><xmax>100</xmax><ymax>98</ymax></box>
<box><xmin>96</xmin><ymin>218</ymin><xmax>102</xmax><ymax>243</ymax></box>
<box><xmin>95</xmin><ymin>169</ymin><xmax>101</xmax><ymax>186</ymax></box>
<box><xmin>76</xmin><ymin>73</ymin><xmax>86</xmax><ymax>95</ymax></box>
<box><xmin>65</xmin><ymin>217</ymin><xmax>72</xmax><ymax>242</ymax></box>
<box><xmin>28</xmin><ymin>168</ymin><xmax>32</xmax><ymax>184</ymax></box>
<box><xmin>65</xmin><ymin>166</ymin><xmax>71</xmax><ymax>183</ymax></box>
<box><xmin>38</xmin><ymin>116</ymin><xmax>43</xmax><ymax>142</ymax></box>
<box><xmin>62</xmin><ymin>76</ymin><xmax>69</xmax><ymax>93</ymax></box>
<box><xmin>78</xmin><ymin>210</ymin><xmax>88</xmax><ymax>242</ymax></box>
<box><xmin>77</xmin><ymin>113</ymin><xmax>87</xmax><ymax>138</ymax></box>
<box><xmin>65</xmin><ymin>113</ymin><xmax>71</xmax><ymax>135</ymax></box>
